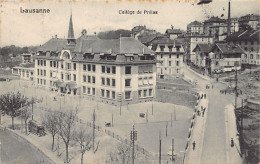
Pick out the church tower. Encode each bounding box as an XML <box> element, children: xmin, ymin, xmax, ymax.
<box><xmin>67</xmin><ymin>13</ymin><xmax>76</xmax><ymax>46</ymax></box>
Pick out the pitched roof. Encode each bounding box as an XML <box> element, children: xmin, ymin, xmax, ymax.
<box><xmin>213</xmin><ymin>43</ymin><xmax>245</xmax><ymax>54</ymax></box>
<box><xmin>192</xmin><ymin>44</ymin><xmax>212</xmax><ymax>53</ymax></box>
<box><xmin>138</xmin><ymin>33</ymin><xmax>163</xmax><ymax>44</ymax></box>
<box><xmin>226</xmin><ymin>29</ymin><xmax>260</xmax><ymax>42</ymax></box>
<box><xmin>165</xmin><ymin>29</ymin><xmax>182</xmax><ymax>34</ymax></box>
<box><xmin>204</xmin><ymin>16</ymin><xmax>226</xmax><ymax>23</ymax></box>
<box><xmin>38</xmin><ymin>38</ymin><xmax>68</xmax><ymax>52</ymax></box>
<box><xmin>188</xmin><ymin>21</ymin><xmax>203</xmax><ymax>27</ymax></box>
<box><xmin>152</xmin><ymin>37</ymin><xmax>175</xmax><ymax>44</ymax></box>
<box><xmin>74</xmin><ymin>37</ymin><xmax>154</xmax><ymax>54</ymax></box>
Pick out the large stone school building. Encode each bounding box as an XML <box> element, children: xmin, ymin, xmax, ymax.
<box><xmin>34</xmin><ymin>14</ymin><xmax>157</xmax><ymax>105</ymax></box>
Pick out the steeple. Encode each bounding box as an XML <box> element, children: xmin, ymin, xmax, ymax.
<box><xmin>68</xmin><ymin>14</ymin><xmax>75</xmax><ymax>39</ymax></box>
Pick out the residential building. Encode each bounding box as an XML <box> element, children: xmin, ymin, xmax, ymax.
<box><xmin>165</xmin><ymin>28</ymin><xmax>183</xmax><ymax>40</ymax></box>
<box><xmin>209</xmin><ymin>43</ymin><xmax>245</xmax><ymax>74</ymax></box>
<box><xmin>151</xmin><ymin>37</ymin><xmax>184</xmax><ymax>79</ymax></box>
<box><xmin>226</xmin><ymin>29</ymin><xmax>260</xmax><ymax>65</ymax></box>
<box><xmin>187</xmin><ymin>21</ymin><xmax>204</xmax><ymax>36</ymax></box>
<box><xmin>137</xmin><ymin>32</ymin><xmax>164</xmax><ymax>48</ymax></box>
<box><xmin>239</xmin><ymin>14</ymin><xmax>260</xmax><ymax>30</ymax></box>
<box><xmin>34</xmin><ymin>14</ymin><xmax>156</xmax><ymax>105</ymax></box>
<box><xmin>192</xmin><ymin>44</ymin><xmax>213</xmax><ymax>75</ymax></box>
<box><xmin>188</xmin><ymin>35</ymin><xmax>214</xmax><ymax>64</ymax></box>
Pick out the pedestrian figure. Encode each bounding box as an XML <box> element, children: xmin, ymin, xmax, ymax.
<box><xmin>204</xmin><ymin>93</ymin><xmax>206</xmax><ymax>98</ymax></box>
<box><xmin>204</xmin><ymin>107</ymin><xmax>206</xmax><ymax>112</ymax></box>
<box><xmin>198</xmin><ymin>111</ymin><xmax>201</xmax><ymax>116</ymax></box>
<box><xmin>201</xmin><ymin>94</ymin><xmax>203</xmax><ymax>99</ymax></box>
<box><xmin>224</xmin><ymin>90</ymin><xmax>226</xmax><ymax>95</ymax></box>
<box><xmin>202</xmin><ymin>111</ymin><xmax>204</xmax><ymax>117</ymax></box>
<box><xmin>231</xmin><ymin>138</ymin><xmax>234</xmax><ymax>147</ymax></box>
<box><xmin>192</xmin><ymin>141</ymin><xmax>196</xmax><ymax>150</ymax></box>
<box><xmin>201</xmin><ymin>106</ymin><xmax>203</xmax><ymax>110</ymax></box>
<box><xmin>197</xmin><ymin>110</ymin><xmax>199</xmax><ymax>116</ymax></box>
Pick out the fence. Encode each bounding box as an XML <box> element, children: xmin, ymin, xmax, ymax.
<box><xmin>36</xmin><ymin>106</ymin><xmax>154</xmax><ymax>159</ymax></box>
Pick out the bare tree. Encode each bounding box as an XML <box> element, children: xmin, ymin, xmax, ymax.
<box><xmin>42</xmin><ymin>111</ymin><xmax>58</xmax><ymax>151</ymax></box>
<box><xmin>0</xmin><ymin>92</ymin><xmax>27</xmax><ymax>129</ymax></box>
<box><xmin>107</xmin><ymin>142</ymin><xmax>131</xmax><ymax>164</ymax></box>
<box><xmin>73</xmin><ymin>125</ymin><xmax>92</xmax><ymax>164</ymax></box>
<box><xmin>57</xmin><ymin>108</ymin><xmax>78</xmax><ymax>163</ymax></box>
<box><xmin>20</xmin><ymin>106</ymin><xmax>31</xmax><ymax>135</ymax></box>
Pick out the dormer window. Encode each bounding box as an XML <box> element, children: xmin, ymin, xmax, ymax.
<box><xmin>168</xmin><ymin>46</ymin><xmax>173</xmax><ymax>52</ymax></box>
<box><xmin>160</xmin><ymin>46</ymin><xmax>165</xmax><ymax>52</ymax></box>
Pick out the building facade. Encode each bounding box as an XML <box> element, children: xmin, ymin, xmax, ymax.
<box><xmin>34</xmin><ymin>15</ymin><xmax>156</xmax><ymax>105</ymax></box>
<box><xmin>226</xmin><ymin>29</ymin><xmax>260</xmax><ymax>65</ymax></box>
<box><xmin>187</xmin><ymin>21</ymin><xmax>204</xmax><ymax>36</ymax></box>
<box><xmin>209</xmin><ymin>43</ymin><xmax>245</xmax><ymax>74</ymax></box>
<box><xmin>239</xmin><ymin>14</ymin><xmax>260</xmax><ymax>30</ymax></box>
<box><xmin>151</xmin><ymin>38</ymin><xmax>184</xmax><ymax>79</ymax></box>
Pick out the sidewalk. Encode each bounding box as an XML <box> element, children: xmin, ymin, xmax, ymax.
<box><xmin>225</xmin><ymin>104</ymin><xmax>243</xmax><ymax>164</ymax></box>
<box><xmin>184</xmin><ymin>91</ymin><xmax>209</xmax><ymax>164</ymax></box>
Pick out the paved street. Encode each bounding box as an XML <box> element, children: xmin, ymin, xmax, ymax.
<box><xmin>0</xmin><ymin>128</ymin><xmax>53</xmax><ymax>164</ymax></box>
<box><xmin>183</xmin><ymin>64</ymin><xmax>242</xmax><ymax>164</ymax></box>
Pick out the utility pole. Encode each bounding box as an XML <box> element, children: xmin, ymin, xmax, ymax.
<box><xmin>235</xmin><ymin>67</ymin><xmax>238</xmax><ymax>110</ymax></box>
<box><xmin>159</xmin><ymin>132</ymin><xmax>161</xmax><ymax>164</ymax></box>
<box><xmin>131</xmin><ymin>124</ymin><xmax>137</xmax><ymax>164</ymax></box>
<box><xmin>31</xmin><ymin>97</ymin><xmax>34</xmax><ymax>120</ymax></box>
<box><xmin>166</xmin><ymin>122</ymin><xmax>168</xmax><ymax>137</ymax></box>
<box><xmin>241</xmin><ymin>99</ymin><xmax>244</xmax><ymax>155</ymax></box>
<box><xmin>171</xmin><ymin>138</ymin><xmax>174</xmax><ymax>163</ymax></box>
<box><xmin>93</xmin><ymin>108</ymin><xmax>96</xmax><ymax>152</ymax></box>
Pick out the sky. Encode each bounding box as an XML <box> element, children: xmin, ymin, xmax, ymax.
<box><xmin>0</xmin><ymin>0</ymin><xmax>260</xmax><ymax>47</ymax></box>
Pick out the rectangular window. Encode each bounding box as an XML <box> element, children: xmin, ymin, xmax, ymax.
<box><xmin>37</xmin><ymin>69</ymin><xmax>39</xmax><ymax>75</ymax></box>
<box><xmin>37</xmin><ymin>60</ymin><xmax>40</xmax><ymax>65</ymax></box>
<box><xmin>107</xmin><ymin>78</ymin><xmax>110</xmax><ymax>86</ymax></box>
<box><xmin>138</xmin><ymin>90</ymin><xmax>142</xmax><ymax>97</ymax></box>
<box><xmin>112</xmin><ymin>66</ymin><xmax>116</xmax><ymax>74</ymax></box>
<box><xmin>177</xmin><ymin>54</ymin><xmax>179</xmax><ymax>58</ymax></box>
<box><xmin>83</xmin><ymin>75</ymin><xmax>86</xmax><ymax>82</ymax></box>
<box><xmin>61</xmin><ymin>73</ymin><xmax>64</xmax><ymax>79</ymax></box>
<box><xmin>107</xmin><ymin>67</ymin><xmax>111</xmax><ymax>73</ymax></box>
<box><xmin>41</xmin><ymin>60</ymin><xmax>43</xmax><ymax>66</ymax></box>
<box><xmin>37</xmin><ymin>78</ymin><xmax>39</xmax><ymax>84</ymax></box>
<box><xmin>67</xmin><ymin>63</ymin><xmax>71</xmax><ymax>70</ymax></box>
<box><xmin>88</xmin><ymin>76</ymin><xmax>91</xmax><ymax>83</ymax></box>
<box><xmin>92</xmin><ymin>88</ymin><xmax>96</xmax><ymax>95</ymax></box>
<box><xmin>54</xmin><ymin>61</ymin><xmax>56</xmax><ymax>68</ymax></box>
<box><xmin>112</xmin><ymin>91</ymin><xmax>115</xmax><ymax>99</ymax></box>
<box><xmin>73</xmin><ymin>74</ymin><xmax>76</xmax><ymax>81</ymax></box>
<box><xmin>102</xmin><ymin>66</ymin><xmax>105</xmax><ymax>73</ymax></box>
<box><xmin>50</xmin><ymin>61</ymin><xmax>53</xmax><ymax>67</ymax></box>
<box><xmin>149</xmin><ymin>89</ymin><xmax>153</xmax><ymax>96</ymax></box>
<box><xmin>102</xmin><ymin>77</ymin><xmax>105</xmax><ymax>85</ymax></box>
<box><xmin>176</xmin><ymin>61</ymin><xmax>179</xmax><ymax>66</ymax></box>
<box><xmin>101</xmin><ymin>89</ymin><xmax>105</xmax><ymax>97</ymax></box>
<box><xmin>125</xmin><ymin>66</ymin><xmax>131</xmax><ymax>74</ymax></box>
<box><xmin>106</xmin><ymin>90</ymin><xmax>110</xmax><ymax>98</ymax></box>
<box><xmin>61</xmin><ymin>63</ymin><xmax>64</xmax><ymax>69</ymax></box>
<box><xmin>169</xmin><ymin>61</ymin><xmax>172</xmax><ymax>66</ymax></box>
<box><xmin>169</xmin><ymin>54</ymin><xmax>171</xmax><ymax>58</ymax></box>
<box><xmin>125</xmin><ymin>91</ymin><xmax>131</xmax><ymax>100</ymax></box>
<box><xmin>73</xmin><ymin>63</ymin><xmax>76</xmax><ymax>70</ymax></box>
<box><xmin>143</xmin><ymin>77</ymin><xmax>148</xmax><ymax>85</ymax></box>
<box><xmin>50</xmin><ymin>71</ymin><xmax>52</xmax><ymax>77</ymax></box>
<box><xmin>92</xmin><ymin>76</ymin><xmax>95</xmax><ymax>84</ymax></box>
<box><xmin>44</xmin><ymin>70</ymin><xmax>46</xmax><ymax>76</ymax></box>
<box><xmin>88</xmin><ymin>64</ymin><xmax>91</xmax><ymax>71</ymax></box>
<box><xmin>92</xmin><ymin>65</ymin><xmax>96</xmax><ymax>72</ymax></box>
<box><xmin>112</xmin><ymin>79</ymin><xmax>116</xmax><ymax>87</ymax></box>
<box><xmin>83</xmin><ymin>64</ymin><xmax>87</xmax><ymax>71</ymax></box>
<box><xmin>125</xmin><ymin>79</ymin><xmax>131</xmax><ymax>87</ymax></box>
<box><xmin>44</xmin><ymin>60</ymin><xmax>46</xmax><ymax>66</ymax></box>
<box><xmin>87</xmin><ymin>87</ymin><xmax>91</xmax><ymax>95</ymax></box>
<box><xmin>83</xmin><ymin>86</ymin><xmax>86</xmax><ymax>94</ymax></box>
<box><xmin>143</xmin><ymin>89</ymin><xmax>147</xmax><ymax>97</ymax></box>
<box><xmin>40</xmin><ymin>70</ymin><xmax>43</xmax><ymax>76</ymax></box>
<box><xmin>67</xmin><ymin>74</ymin><xmax>70</xmax><ymax>80</ymax></box>
<box><xmin>149</xmin><ymin>77</ymin><xmax>153</xmax><ymax>85</ymax></box>
<box><xmin>161</xmin><ymin>54</ymin><xmax>163</xmax><ymax>58</ymax></box>
<box><xmin>57</xmin><ymin>62</ymin><xmax>59</xmax><ymax>68</ymax></box>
